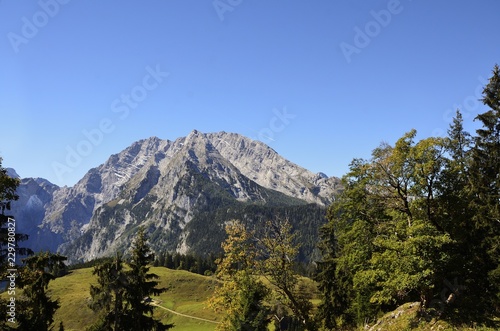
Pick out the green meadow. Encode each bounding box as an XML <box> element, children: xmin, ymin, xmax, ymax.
<box><xmin>22</xmin><ymin>267</ymin><xmax>221</xmax><ymax>331</ymax></box>
<box><xmin>3</xmin><ymin>266</ymin><xmax>497</xmax><ymax>330</ymax></box>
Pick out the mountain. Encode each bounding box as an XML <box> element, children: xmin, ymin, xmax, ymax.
<box><xmin>10</xmin><ymin>131</ymin><xmax>342</xmax><ymax>264</ymax></box>
<box><xmin>9</xmin><ymin>177</ymin><xmax>59</xmax><ymax>251</ymax></box>
<box><xmin>10</xmin><ymin>136</ymin><xmax>168</xmax><ymax>253</ymax></box>
<box><xmin>6</xmin><ymin>168</ymin><xmax>20</xmax><ymax>179</ymax></box>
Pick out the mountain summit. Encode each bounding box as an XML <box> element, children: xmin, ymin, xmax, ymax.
<box><xmin>10</xmin><ymin>131</ymin><xmax>341</xmax><ymax>263</ymax></box>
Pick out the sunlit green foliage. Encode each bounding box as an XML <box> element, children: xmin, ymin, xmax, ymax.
<box><xmin>317</xmin><ymin>65</ymin><xmax>500</xmax><ymax>329</ymax></box>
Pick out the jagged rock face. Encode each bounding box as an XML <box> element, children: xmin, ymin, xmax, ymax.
<box><xmin>9</xmin><ymin>131</ymin><xmax>342</xmax><ymax>263</ymax></box>
<box><xmin>206</xmin><ymin>132</ymin><xmax>341</xmax><ymax>205</ymax></box>
<box><xmin>33</xmin><ymin>137</ymin><xmax>170</xmax><ymax>248</ymax></box>
<box><xmin>9</xmin><ymin>177</ymin><xmax>59</xmax><ymax>252</ymax></box>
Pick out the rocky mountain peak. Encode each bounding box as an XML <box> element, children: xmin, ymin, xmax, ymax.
<box><xmin>205</xmin><ymin>132</ymin><xmax>340</xmax><ymax>205</ymax></box>
<box><xmin>10</xmin><ymin>130</ymin><xmax>342</xmax><ymax>262</ymax></box>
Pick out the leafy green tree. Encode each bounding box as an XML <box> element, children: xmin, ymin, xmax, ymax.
<box><xmin>209</xmin><ymin>220</ymin><xmax>270</xmax><ymax>331</ymax></box>
<box><xmin>316</xmin><ymin>67</ymin><xmax>500</xmax><ymax>328</ymax></box>
<box><xmin>317</xmin><ymin>158</ymin><xmax>381</xmax><ymax>328</ymax></box>
<box><xmin>318</xmin><ymin>131</ymin><xmax>456</xmax><ymax>327</ymax></box>
<box><xmin>256</xmin><ymin>218</ymin><xmax>315</xmax><ymax>330</ymax></box>
<box><xmin>367</xmin><ymin>134</ymin><xmax>452</xmax><ymax>307</ymax></box>
<box><xmin>366</xmin><ymin>133</ymin><xmax>452</xmax><ymax>305</ymax></box>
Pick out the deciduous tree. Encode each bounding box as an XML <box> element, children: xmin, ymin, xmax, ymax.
<box><xmin>256</xmin><ymin>218</ymin><xmax>315</xmax><ymax>330</ymax></box>
<box><xmin>209</xmin><ymin>220</ymin><xmax>270</xmax><ymax>331</ymax></box>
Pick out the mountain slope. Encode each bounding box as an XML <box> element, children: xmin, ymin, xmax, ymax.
<box><xmin>10</xmin><ymin>130</ymin><xmax>342</xmax><ymax>263</ymax></box>
<box><xmin>206</xmin><ymin>131</ymin><xmax>340</xmax><ymax>205</ymax></box>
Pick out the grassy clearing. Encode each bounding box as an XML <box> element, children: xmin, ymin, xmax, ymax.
<box><xmin>42</xmin><ymin>267</ymin><xmax>220</xmax><ymax>331</ymax></box>
<box><xmin>6</xmin><ymin>266</ymin><xmax>492</xmax><ymax>330</ymax></box>
<box><xmin>2</xmin><ymin>266</ymin><xmax>320</xmax><ymax>330</ymax></box>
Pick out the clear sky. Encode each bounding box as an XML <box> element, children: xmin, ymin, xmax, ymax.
<box><xmin>1</xmin><ymin>0</ymin><xmax>499</xmax><ymax>187</ymax></box>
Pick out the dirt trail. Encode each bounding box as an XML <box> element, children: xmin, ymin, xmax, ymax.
<box><xmin>152</xmin><ymin>302</ymin><xmax>220</xmax><ymax>324</ymax></box>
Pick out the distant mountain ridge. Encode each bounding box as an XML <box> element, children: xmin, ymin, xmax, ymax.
<box><xmin>9</xmin><ymin>130</ymin><xmax>341</xmax><ymax>263</ymax></box>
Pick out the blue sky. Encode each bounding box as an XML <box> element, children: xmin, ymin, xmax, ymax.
<box><xmin>1</xmin><ymin>0</ymin><xmax>499</xmax><ymax>186</ymax></box>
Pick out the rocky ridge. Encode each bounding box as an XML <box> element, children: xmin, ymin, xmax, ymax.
<box><xmin>10</xmin><ymin>131</ymin><xmax>341</xmax><ymax>262</ymax></box>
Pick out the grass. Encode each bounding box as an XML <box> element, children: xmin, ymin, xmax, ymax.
<box><xmin>358</xmin><ymin>302</ymin><xmax>500</xmax><ymax>331</ymax></box>
<box><xmin>3</xmin><ymin>266</ymin><xmax>322</xmax><ymax>331</ymax></box>
<box><xmin>47</xmin><ymin>267</ymin><xmax>96</xmax><ymax>330</ymax></box>
<box><xmin>6</xmin><ymin>266</ymin><xmax>495</xmax><ymax>330</ymax></box>
<box><xmin>19</xmin><ymin>266</ymin><xmax>321</xmax><ymax>330</ymax></box>
<box><xmin>35</xmin><ymin>267</ymin><xmax>220</xmax><ymax>331</ymax></box>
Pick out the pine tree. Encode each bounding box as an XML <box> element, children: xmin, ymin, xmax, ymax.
<box><xmin>0</xmin><ymin>158</ymin><xmax>19</xmax><ymax>212</ymax></box>
<box><xmin>441</xmin><ymin>110</ymin><xmax>472</xmax><ymax>236</ymax></box>
<box><xmin>16</xmin><ymin>252</ymin><xmax>67</xmax><ymax>331</ymax></box>
<box><xmin>468</xmin><ymin>64</ymin><xmax>500</xmax><ymax>311</ymax></box>
<box><xmin>230</xmin><ymin>272</ymin><xmax>269</xmax><ymax>331</ymax></box>
<box><xmin>316</xmin><ymin>220</ymin><xmax>341</xmax><ymax>330</ymax></box>
<box><xmin>125</xmin><ymin>227</ymin><xmax>173</xmax><ymax>330</ymax></box>
<box><xmin>436</xmin><ymin>110</ymin><xmax>487</xmax><ymax>315</ymax></box>
<box><xmin>0</xmin><ymin>158</ymin><xmax>34</xmax><ymax>330</ymax></box>
<box><xmin>88</xmin><ymin>229</ymin><xmax>173</xmax><ymax>331</ymax></box>
<box><xmin>88</xmin><ymin>253</ymin><xmax>128</xmax><ymax>331</ymax></box>
<box><xmin>0</xmin><ymin>158</ymin><xmax>33</xmax><ymax>270</ymax></box>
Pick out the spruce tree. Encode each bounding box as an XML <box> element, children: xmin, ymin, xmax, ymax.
<box><xmin>88</xmin><ymin>229</ymin><xmax>173</xmax><ymax>331</ymax></box>
<box><xmin>0</xmin><ymin>158</ymin><xmax>19</xmax><ymax>212</ymax></box>
<box><xmin>16</xmin><ymin>252</ymin><xmax>67</xmax><ymax>331</ymax></box>
<box><xmin>0</xmin><ymin>158</ymin><xmax>34</xmax><ymax>330</ymax></box>
<box><xmin>88</xmin><ymin>253</ymin><xmax>128</xmax><ymax>330</ymax></box>
<box><xmin>437</xmin><ymin>110</ymin><xmax>487</xmax><ymax>315</ymax></box>
<box><xmin>468</xmin><ymin>64</ymin><xmax>500</xmax><ymax>311</ymax></box>
<box><xmin>0</xmin><ymin>158</ymin><xmax>33</xmax><ymax>270</ymax></box>
<box><xmin>125</xmin><ymin>227</ymin><xmax>173</xmax><ymax>330</ymax></box>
